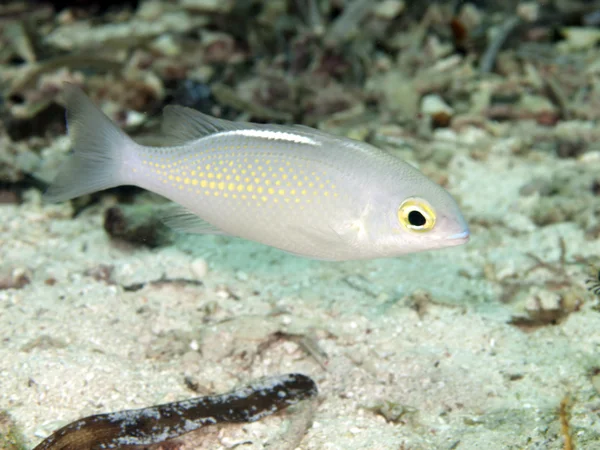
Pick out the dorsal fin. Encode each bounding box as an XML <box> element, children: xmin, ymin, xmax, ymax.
<box><xmin>161</xmin><ymin>105</ymin><xmax>252</xmax><ymax>144</ymax></box>
<box><xmin>290</xmin><ymin>124</ymin><xmax>333</xmax><ymax>137</ymax></box>
<box><xmin>161</xmin><ymin>105</ymin><xmax>346</xmax><ymax>149</ymax></box>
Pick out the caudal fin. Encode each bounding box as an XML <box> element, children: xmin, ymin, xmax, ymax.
<box><xmin>44</xmin><ymin>84</ymin><xmax>136</xmax><ymax>203</ymax></box>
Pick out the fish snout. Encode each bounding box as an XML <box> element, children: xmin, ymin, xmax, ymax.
<box><xmin>437</xmin><ymin>213</ymin><xmax>470</xmax><ymax>246</ymax></box>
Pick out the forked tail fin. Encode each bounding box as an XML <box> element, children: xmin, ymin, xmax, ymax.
<box><xmin>44</xmin><ymin>84</ymin><xmax>136</xmax><ymax>203</ymax></box>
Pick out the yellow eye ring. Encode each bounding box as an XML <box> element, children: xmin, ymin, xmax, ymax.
<box><xmin>398</xmin><ymin>198</ymin><xmax>436</xmax><ymax>232</ymax></box>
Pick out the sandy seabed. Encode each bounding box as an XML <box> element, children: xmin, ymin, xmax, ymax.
<box><xmin>2</xmin><ymin>138</ymin><xmax>600</xmax><ymax>449</ymax></box>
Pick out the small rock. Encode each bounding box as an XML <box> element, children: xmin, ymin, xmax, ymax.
<box><xmin>0</xmin><ymin>190</ymin><xmax>20</xmax><ymax>205</ymax></box>
<box><xmin>421</xmin><ymin>94</ymin><xmax>454</xmax><ymax>117</ymax></box>
<box><xmin>125</xmin><ymin>110</ymin><xmax>146</xmax><ymax>128</ymax></box>
<box><xmin>149</xmin><ymin>34</ymin><xmax>181</xmax><ymax>57</ymax></box>
<box><xmin>346</xmin><ymin>126</ymin><xmax>370</xmax><ymax>142</ymax></box>
<box><xmin>136</xmin><ymin>0</ymin><xmax>165</xmax><ymax>20</ymax></box>
<box><xmin>421</xmin><ymin>94</ymin><xmax>454</xmax><ymax>128</ymax></box>
<box><xmin>45</xmin><ymin>12</ymin><xmax>205</xmax><ymax>50</ymax></box>
<box><xmin>517</xmin><ymin>2</ymin><xmax>539</xmax><ymax>22</ymax></box>
<box><xmin>371</xmin><ymin>72</ymin><xmax>419</xmax><ymax>119</ymax></box>
<box><xmin>235</xmin><ymin>271</ymin><xmax>248</xmax><ymax>282</ymax></box>
<box><xmin>201</xmin><ymin>31</ymin><xmax>236</xmax><ymax>63</ymax></box>
<box><xmin>190</xmin><ymin>258</ymin><xmax>208</xmax><ymax>278</ymax></box>
<box><xmin>517</xmin><ymin>94</ymin><xmax>556</xmax><ymax>116</ymax></box>
<box><xmin>0</xmin><ymin>268</ymin><xmax>31</xmax><ymax>290</ymax></box>
<box><xmin>525</xmin><ymin>289</ymin><xmax>560</xmax><ymax>313</ymax></box>
<box><xmin>181</xmin><ymin>0</ymin><xmax>234</xmax><ymax>14</ymax></box>
<box><xmin>457</xmin><ymin>3</ymin><xmax>482</xmax><ymax>29</ymax></box>
<box><xmin>559</xmin><ymin>27</ymin><xmax>600</xmax><ymax>51</ymax></box>
<box><xmin>373</xmin><ymin>0</ymin><xmax>405</xmax><ymax>20</ymax></box>
<box><xmin>181</xmin><ymin>350</ymin><xmax>202</xmax><ymax>365</ymax></box>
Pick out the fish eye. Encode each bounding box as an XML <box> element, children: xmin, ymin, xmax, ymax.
<box><xmin>398</xmin><ymin>198</ymin><xmax>436</xmax><ymax>232</ymax></box>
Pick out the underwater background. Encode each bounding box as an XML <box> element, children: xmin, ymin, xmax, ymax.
<box><xmin>2</xmin><ymin>0</ymin><xmax>600</xmax><ymax>448</ymax></box>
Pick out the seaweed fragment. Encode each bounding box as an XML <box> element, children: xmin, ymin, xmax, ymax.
<box><xmin>559</xmin><ymin>394</ymin><xmax>573</xmax><ymax>450</ymax></box>
<box><xmin>256</xmin><ymin>331</ymin><xmax>329</xmax><ymax>371</ymax></box>
<box><xmin>33</xmin><ymin>373</ymin><xmax>318</xmax><ymax>450</ymax></box>
<box><xmin>496</xmin><ymin>238</ymin><xmax>591</xmax><ymax>330</ymax></box>
<box><xmin>0</xmin><ymin>410</ymin><xmax>27</xmax><ymax>450</ymax></box>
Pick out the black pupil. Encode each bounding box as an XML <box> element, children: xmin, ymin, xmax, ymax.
<box><xmin>408</xmin><ymin>210</ymin><xmax>427</xmax><ymax>227</ymax></box>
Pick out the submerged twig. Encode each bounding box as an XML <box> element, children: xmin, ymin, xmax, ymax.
<box><xmin>325</xmin><ymin>0</ymin><xmax>373</xmax><ymax>45</ymax></box>
<box><xmin>545</xmin><ymin>73</ymin><xmax>572</xmax><ymax>120</ymax></box>
<box><xmin>7</xmin><ymin>55</ymin><xmax>122</xmax><ymax>96</ymax></box>
<box><xmin>297</xmin><ymin>0</ymin><xmax>324</xmax><ymax>35</ymax></box>
<box><xmin>122</xmin><ymin>276</ymin><xmax>203</xmax><ymax>292</ymax></box>
<box><xmin>559</xmin><ymin>394</ymin><xmax>573</xmax><ymax>450</ymax></box>
<box><xmin>524</xmin><ymin>237</ymin><xmax>570</xmax><ymax>282</ymax></box>
<box><xmin>479</xmin><ymin>16</ymin><xmax>520</xmax><ymax>73</ymax></box>
<box><xmin>257</xmin><ymin>331</ymin><xmax>329</xmax><ymax>371</ymax></box>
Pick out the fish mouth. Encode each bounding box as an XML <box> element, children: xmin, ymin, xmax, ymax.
<box><xmin>445</xmin><ymin>230</ymin><xmax>470</xmax><ymax>245</ymax></box>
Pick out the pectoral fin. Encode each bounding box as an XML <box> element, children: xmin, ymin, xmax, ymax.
<box><xmin>159</xmin><ymin>204</ymin><xmax>229</xmax><ymax>235</ymax></box>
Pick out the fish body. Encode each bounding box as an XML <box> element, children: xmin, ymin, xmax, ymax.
<box><xmin>45</xmin><ymin>85</ymin><xmax>469</xmax><ymax>260</ymax></box>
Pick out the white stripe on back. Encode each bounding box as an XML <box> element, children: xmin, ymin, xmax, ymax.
<box><xmin>224</xmin><ymin>129</ymin><xmax>321</xmax><ymax>146</ymax></box>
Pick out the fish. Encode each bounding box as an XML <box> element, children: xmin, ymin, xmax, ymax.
<box><xmin>34</xmin><ymin>373</ymin><xmax>318</xmax><ymax>450</ymax></box>
<box><xmin>44</xmin><ymin>84</ymin><xmax>469</xmax><ymax>261</ymax></box>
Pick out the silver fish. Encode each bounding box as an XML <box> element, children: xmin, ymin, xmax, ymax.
<box><xmin>45</xmin><ymin>85</ymin><xmax>469</xmax><ymax>260</ymax></box>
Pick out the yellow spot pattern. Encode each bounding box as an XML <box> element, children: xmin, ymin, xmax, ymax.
<box><xmin>136</xmin><ymin>148</ymin><xmax>340</xmax><ymax>207</ymax></box>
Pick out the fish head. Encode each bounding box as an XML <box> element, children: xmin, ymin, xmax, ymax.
<box><xmin>365</xmin><ymin>175</ymin><xmax>470</xmax><ymax>257</ymax></box>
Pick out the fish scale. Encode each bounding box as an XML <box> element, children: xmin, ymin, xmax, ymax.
<box><xmin>129</xmin><ymin>138</ymin><xmax>355</xmax><ymax>259</ymax></box>
<box><xmin>133</xmin><ymin>141</ymin><xmax>342</xmax><ymax>209</ymax></box>
<box><xmin>45</xmin><ymin>84</ymin><xmax>469</xmax><ymax>260</ymax></box>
